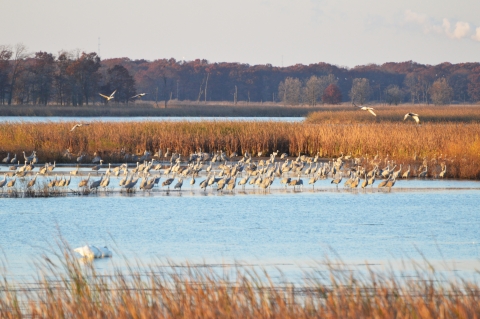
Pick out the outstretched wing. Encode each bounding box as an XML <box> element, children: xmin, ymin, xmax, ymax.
<box><xmin>412</xmin><ymin>115</ymin><xmax>420</xmax><ymax>124</ymax></box>
<box><xmin>130</xmin><ymin>94</ymin><xmax>140</xmax><ymax>99</ymax></box>
<box><xmin>99</xmin><ymin>93</ymin><xmax>109</xmax><ymax>99</ymax></box>
<box><xmin>368</xmin><ymin>109</ymin><xmax>376</xmax><ymax>117</ymax></box>
<box><xmin>70</xmin><ymin>124</ymin><xmax>80</xmax><ymax>131</ymax></box>
<box><xmin>109</xmin><ymin>90</ymin><xmax>117</xmax><ymax>98</ymax></box>
<box><xmin>404</xmin><ymin>113</ymin><xmax>410</xmax><ymax>121</ymax></box>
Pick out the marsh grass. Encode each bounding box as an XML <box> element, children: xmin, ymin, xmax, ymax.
<box><xmin>0</xmin><ymin>181</ymin><xmax>69</xmax><ymax>198</ymax></box>
<box><xmin>1</xmin><ymin>120</ymin><xmax>480</xmax><ymax>178</ymax></box>
<box><xmin>1</xmin><ymin>246</ymin><xmax>480</xmax><ymax>318</ymax></box>
<box><xmin>305</xmin><ymin>105</ymin><xmax>480</xmax><ymax>124</ymax></box>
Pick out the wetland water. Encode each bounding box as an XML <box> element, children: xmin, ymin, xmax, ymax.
<box><xmin>1</xmin><ymin>177</ymin><xmax>480</xmax><ymax>278</ymax></box>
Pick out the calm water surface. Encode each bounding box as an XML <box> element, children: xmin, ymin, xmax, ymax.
<box><xmin>1</xmin><ymin>183</ymin><xmax>480</xmax><ymax>277</ymax></box>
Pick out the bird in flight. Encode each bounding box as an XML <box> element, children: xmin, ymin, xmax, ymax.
<box><xmin>99</xmin><ymin>90</ymin><xmax>116</xmax><ymax>101</ymax></box>
<box><xmin>354</xmin><ymin>103</ymin><xmax>376</xmax><ymax>116</ymax></box>
<box><xmin>70</xmin><ymin>123</ymin><xmax>90</xmax><ymax>132</ymax></box>
<box><xmin>404</xmin><ymin>112</ymin><xmax>420</xmax><ymax>124</ymax></box>
<box><xmin>131</xmin><ymin>93</ymin><xmax>148</xmax><ymax>99</ymax></box>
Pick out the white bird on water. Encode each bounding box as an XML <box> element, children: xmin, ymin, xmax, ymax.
<box><xmin>404</xmin><ymin>112</ymin><xmax>420</xmax><ymax>124</ymax></box>
<box><xmin>354</xmin><ymin>103</ymin><xmax>376</xmax><ymax>116</ymax></box>
<box><xmin>74</xmin><ymin>245</ymin><xmax>112</xmax><ymax>259</ymax></box>
<box><xmin>99</xmin><ymin>90</ymin><xmax>116</xmax><ymax>101</ymax></box>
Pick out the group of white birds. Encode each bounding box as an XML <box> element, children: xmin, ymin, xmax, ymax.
<box><xmin>354</xmin><ymin>103</ymin><xmax>421</xmax><ymax>124</ymax></box>
<box><xmin>98</xmin><ymin>90</ymin><xmax>148</xmax><ymax>102</ymax></box>
<box><xmin>74</xmin><ymin>245</ymin><xmax>112</xmax><ymax>259</ymax></box>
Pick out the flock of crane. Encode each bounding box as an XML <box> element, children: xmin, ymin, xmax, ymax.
<box><xmin>0</xmin><ymin>147</ymin><xmax>447</xmax><ymax>195</ymax></box>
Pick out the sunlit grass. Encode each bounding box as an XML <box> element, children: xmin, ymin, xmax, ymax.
<box><xmin>2</xmin><ymin>105</ymin><xmax>480</xmax><ymax>179</ymax></box>
<box><xmin>305</xmin><ymin>104</ymin><xmax>480</xmax><ymax>124</ymax></box>
<box><xmin>1</xmin><ymin>247</ymin><xmax>479</xmax><ymax>318</ymax></box>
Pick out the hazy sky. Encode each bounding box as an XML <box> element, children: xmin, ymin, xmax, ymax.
<box><xmin>2</xmin><ymin>0</ymin><xmax>479</xmax><ymax>67</ymax></box>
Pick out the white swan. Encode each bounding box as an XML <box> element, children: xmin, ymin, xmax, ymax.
<box><xmin>99</xmin><ymin>90</ymin><xmax>116</xmax><ymax>101</ymax></box>
<box><xmin>74</xmin><ymin>245</ymin><xmax>112</xmax><ymax>258</ymax></box>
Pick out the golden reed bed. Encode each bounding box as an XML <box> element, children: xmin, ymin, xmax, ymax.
<box><xmin>1</xmin><ymin>106</ymin><xmax>480</xmax><ymax>179</ymax></box>
<box><xmin>305</xmin><ymin>105</ymin><xmax>480</xmax><ymax>124</ymax></box>
<box><xmin>1</xmin><ymin>250</ymin><xmax>479</xmax><ymax>318</ymax></box>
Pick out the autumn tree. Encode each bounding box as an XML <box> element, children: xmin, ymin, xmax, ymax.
<box><xmin>54</xmin><ymin>51</ymin><xmax>74</xmax><ymax>105</ymax></box>
<box><xmin>404</xmin><ymin>73</ymin><xmax>421</xmax><ymax>104</ymax></box>
<box><xmin>429</xmin><ymin>78</ymin><xmax>453</xmax><ymax>105</ymax></box>
<box><xmin>304</xmin><ymin>74</ymin><xmax>337</xmax><ymax>106</ymax></box>
<box><xmin>449</xmin><ymin>71</ymin><xmax>469</xmax><ymax>103</ymax></box>
<box><xmin>7</xmin><ymin>43</ymin><xmax>29</xmax><ymax>105</ymax></box>
<box><xmin>384</xmin><ymin>85</ymin><xmax>403</xmax><ymax>105</ymax></box>
<box><xmin>31</xmin><ymin>52</ymin><xmax>55</xmax><ymax>105</ymax></box>
<box><xmin>349</xmin><ymin>78</ymin><xmax>370</xmax><ymax>104</ymax></box>
<box><xmin>278</xmin><ymin>77</ymin><xmax>302</xmax><ymax>105</ymax></box>
<box><xmin>0</xmin><ymin>46</ymin><xmax>12</xmax><ymax>104</ymax></box>
<box><xmin>322</xmin><ymin>84</ymin><xmax>342</xmax><ymax>104</ymax></box>
<box><xmin>102</xmin><ymin>65</ymin><xmax>136</xmax><ymax>104</ymax></box>
<box><xmin>468</xmin><ymin>71</ymin><xmax>480</xmax><ymax>102</ymax></box>
<box><xmin>66</xmin><ymin>52</ymin><xmax>101</xmax><ymax>105</ymax></box>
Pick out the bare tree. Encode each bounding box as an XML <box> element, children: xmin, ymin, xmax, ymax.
<box><xmin>349</xmin><ymin>78</ymin><xmax>371</xmax><ymax>105</ymax></box>
<box><xmin>204</xmin><ymin>73</ymin><xmax>209</xmax><ymax>103</ymax></box>
<box><xmin>304</xmin><ymin>74</ymin><xmax>338</xmax><ymax>106</ymax></box>
<box><xmin>278</xmin><ymin>77</ymin><xmax>302</xmax><ymax>105</ymax></box>
<box><xmin>429</xmin><ymin>78</ymin><xmax>453</xmax><ymax>105</ymax></box>
<box><xmin>384</xmin><ymin>85</ymin><xmax>403</xmax><ymax>105</ymax></box>
<box><xmin>404</xmin><ymin>73</ymin><xmax>421</xmax><ymax>104</ymax></box>
<box><xmin>7</xmin><ymin>43</ymin><xmax>29</xmax><ymax>105</ymax></box>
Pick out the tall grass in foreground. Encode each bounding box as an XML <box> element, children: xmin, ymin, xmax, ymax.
<box><xmin>1</xmin><ymin>251</ymin><xmax>480</xmax><ymax>318</ymax></box>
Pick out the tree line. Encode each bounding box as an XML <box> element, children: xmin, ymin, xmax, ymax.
<box><xmin>1</xmin><ymin>43</ymin><xmax>480</xmax><ymax>106</ymax></box>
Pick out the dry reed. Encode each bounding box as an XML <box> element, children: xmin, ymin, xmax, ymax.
<box><xmin>305</xmin><ymin>105</ymin><xmax>480</xmax><ymax>124</ymax></box>
<box><xmin>1</xmin><ymin>249</ymin><xmax>479</xmax><ymax>318</ymax></box>
<box><xmin>1</xmin><ymin>120</ymin><xmax>480</xmax><ymax>178</ymax></box>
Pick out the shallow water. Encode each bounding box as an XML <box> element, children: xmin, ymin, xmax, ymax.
<box><xmin>1</xmin><ymin>177</ymin><xmax>480</xmax><ymax>278</ymax></box>
<box><xmin>0</xmin><ymin>116</ymin><xmax>303</xmax><ymax>123</ymax></box>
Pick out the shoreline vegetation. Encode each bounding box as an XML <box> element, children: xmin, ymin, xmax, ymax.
<box><xmin>1</xmin><ymin>105</ymin><xmax>480</xmax><ymax>178</ymax></box>
<box><xmin>0</xmin><ymin>102</ymin><xmax>479</xmax><ymax>118</ymax></box>
<box><xmin>1</xmin><ymin>250</ymin><xmax>480</xmax><ymax>318</ymax></box>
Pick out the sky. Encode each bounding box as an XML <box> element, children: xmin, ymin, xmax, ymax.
<box><xmin>1</xmin><ymin>0</ymin><xmax>480</xmax><ymax>67</ymax></box>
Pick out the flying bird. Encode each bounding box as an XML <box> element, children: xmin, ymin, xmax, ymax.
<box><xmin>99</xmin><ymin>90</ymin><xmax>116</xmax><ymax>101</ymax></box>
<box><xmin>130</xmin><ymin>93</ymin><xmax>148</xmax><ymax>99</ymax></box>
<box><xmin>354</xmin><ymin>103</ymin><xmax>376</xmax><ymax>116</ymax></box>
<box><xmin>70</xmin><ymin>123</ymin><xmax>90</xmax><ymax>132</ymax></box>
<box><xmin>404</xmin><ymin>112</ymin><xmax>420</xmax><ymax>124</ymax></box>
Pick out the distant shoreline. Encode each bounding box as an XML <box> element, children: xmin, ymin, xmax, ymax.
<box><xmin>0</xmin><ymin>103</ymin><xmax>324</xmax><ymax>117</ymax></box>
